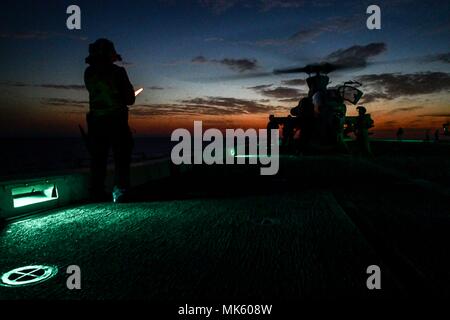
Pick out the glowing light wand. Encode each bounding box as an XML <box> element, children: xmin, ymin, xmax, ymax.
<box><xmin>134</xmin><ymin>88</ymin><xmax>144</xmax><ymax>97</ymax></box>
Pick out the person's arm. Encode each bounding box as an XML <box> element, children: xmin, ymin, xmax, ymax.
<box><xmin>118</xmin><ymin>67</ymin><xmax>136</xmax><ymax>106</ymax></box>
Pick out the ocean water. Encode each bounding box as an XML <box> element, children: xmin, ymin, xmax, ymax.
<box><xmin>0</xmin><ymin>137</ymin><xmax>173</xmax><ymax>179</ymax></box>
<box><xmin>1</xmin><ymin>132</ymin><xmax>448</xmax><ymax>180</ymax></box>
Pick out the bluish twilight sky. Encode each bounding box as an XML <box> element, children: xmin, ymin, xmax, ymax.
<box><xmin>0</xmin><ymin>0</ymin><xmax>449</xmax><ymax>137</ymax></box>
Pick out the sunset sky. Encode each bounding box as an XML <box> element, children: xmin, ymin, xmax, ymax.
<box><xmin>0</xmin><ymin>0</ymin><xmax>449</xmax><ymax>138</ymax></box>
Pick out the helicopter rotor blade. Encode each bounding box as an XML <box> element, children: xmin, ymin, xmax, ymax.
<box><xmin>188</xmin><ymin>57</ymin><xmax>404</xmax><ymax>83</ymax></box>
<box><xmin>273</xmin><ymin>67</ymin><xmax>307</xmax><ymax>74</ymax></box>
<box><xmin>274</xmin><ymin>62</ymin><xmax>341</xmax><ymax>75</ymax></box>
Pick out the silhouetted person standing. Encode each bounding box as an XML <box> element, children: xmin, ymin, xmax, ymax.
<box><xmin>396</xmin><ymin>127</ymin><xmax>404</xmax><ymax>141</ymax></box>
<box><xmin>266</xmin><ymin>115</ymin><xmax>279</xmax><ymax>155</ymax></box>
<box><xmin>434</xmin><ymin>129</ymin><xmax>440</xmax><ymax>142</ymax></box>
<box><xmin>354</xmin><ymin>106</ymin><xmax>373</xmax><ymax>156</ymax></box>
<box><xmin>84</xmin><ymin>39</ymin><xmax>135</xmax><ymax>203</ymax></box>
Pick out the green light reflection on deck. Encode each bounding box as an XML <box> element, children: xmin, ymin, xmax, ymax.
<box><xmin>235</xmin><ymin>155</ymin><xmax>272</xmax><ymax>158</ymax></box>
<box><xmin>14</xmin><ymin>195</ymin><xmax>55</xmax><ymax>208</ymax></box>
<box><xmin>12</xmin><ymin>184</ymin><xmax>58</xmax><ymax>208</ymax></box>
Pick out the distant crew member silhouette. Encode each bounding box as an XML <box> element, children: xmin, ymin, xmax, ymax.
<box><xmin>396</xmin><ymin>127</ymin><xmax>404</xmax><ymax>141</ymax></box>
<box><xmin>267</xmin><ymin>115</ymin><xmax>279</xmax><ymax>155</ymax></box>
<box><xmin>291</xmin><ymin>97</ymin><xmax>314</xmax><ymax>153</ymax></box>
<box><xmin>434</xmin><ymin>129</ymin><xmax>440</xmax><ymax>142</ymax></box>
<box><xmin>354</xmin><ymin>106</ymin><xmax>373</xmax><ymax>156</ymax></box>
<box><xmin>444</xmin><ymin>123</ymin><xmax>449</xmax><ymax>136</ymax></box>
<box><xmin>84</xmin><ymin>39</ymin><xmax>135</xmax><ymax>203</ymax></box>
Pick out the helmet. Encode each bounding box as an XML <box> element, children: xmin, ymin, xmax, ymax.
<box><xmin>85</xmin><ymin>38</ymin><xmax>122</xmax><ymax>64</ymax></box>
<box><xmin>357</xmin><ymin>106</ymin><xmax>367</xmax><ymax>114</ymax></box>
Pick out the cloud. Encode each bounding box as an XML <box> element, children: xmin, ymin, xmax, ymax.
<box><xmin>288</xmin><ymin>28</ymin><xmax>323</xmax><ymax>43</ymax></box>
<box><xmin>192</xmin><ymin>56</ymin><xmax>208</xmax><ymax>64</ymax></box>
<box><xmin>191</xmin><ymin>56</ymin><xmax>259</xmax><ymax>72</ymax></box>
<box><xmin>131</xmin><ymin>96</ymin><xmax>285</xmax><ymax>116</ymax></box>
<box><xmin>249</xmin><ymin>84</ymin><xmax>304</xmax><ymax>100</ymax></box>
<box><xmin>424</xmin><ymin>52</ymin><xmax>450</xmax><ymax>64</ymax></box>
<box><xmin>325</xmin><ymin>42</ymin><xmax>387</xmax><ymax>68</ymax></box>
<box><xmin>181</xmin><ymin>97</ymin><xmax>277</xmax><ymax>113</ymax></box>
<box><xmin>246</xmin><ymin>84</ymin><xmax>273</xmax><ymax>90</ymax></box>
<box><xmin>0</xmin><ymin>81</ymin><xmax>28</xmax><ymax>87</ymax></box>
<box><xmin>388</xmin><ymin>106</ymin><xmax>424</xmax><ymax>114</ymax></box>
<box><xmin>281</xmin><ymin>79</ymin><xmax>306</xmax><ymax>86</ymax></box>
<box><xmin>260</xmin><ymin>87</ymin><xmax>303</xmax><ymax>99</ymax></box>
<box><xmin>383</xmin><ymin>120</ymin><xmax>399</xmax><ymax>127</ymax></box>
<box><xmin>360</xmin><ymin>92</ymin><xmax>390</xmax><ymax>104</ymax></box>
<box><xmin>357</xmin><ymin>72</ymin><xmax>450</xmax><ymax>100</ymax></box>
<box><xmin>243</xmin><ymin>16</ymin><xmax>357</xmax><ymax>47</ymax></box>
<box><xmin>219</xmin><ymin>58</ymin><xmax>259</xmax><ymax>72</ymax></box>
<box><xmin>41</xmin><ymin>98</ymin><xmax>88</xmax><ymax>108</ymax></box>
<box><xmin>4</xmin><ymin>81</ymin><xmax>166</xmax><ymax>91</ymax></box>
<box><xmin>38</xmin><ymin>84</ymin><xmax>86</xmax><ymax>90</ymax></box>
<box><xmin>1</xmin><ymin>82</ymin><xmax>86</xmax><ymax>90</ymax></box>
<box><xmin>277</xmin><ymin>97</ymin><xmax>303</xmax><ymax>103</ymax></box>
<box><xmin>131</xmin><ymin>104</ymin><xmax>227</xmax><ymax>117</ymax></box>
<box><xmin>419</xmin><ymin>113</ymin><xmax>450</xmax><ymax>118</ymax></box>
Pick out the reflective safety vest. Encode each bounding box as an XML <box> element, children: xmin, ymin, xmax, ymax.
<box><xmin>84</xmin><ymin>64</ymin><xmax>135</xmax><ymax>117</ymax></box>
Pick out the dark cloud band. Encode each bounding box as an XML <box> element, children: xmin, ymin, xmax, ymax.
<box><xmin>192</xmin><ymin>56</ymin><xmax>259</xmax><ymax>72</ymax></box>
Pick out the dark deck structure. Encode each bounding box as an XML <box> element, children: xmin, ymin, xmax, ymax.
<box><xmin>1</xmin><ymin>141</ymin><xmax>449</xmax><ymax>300</ymax></box>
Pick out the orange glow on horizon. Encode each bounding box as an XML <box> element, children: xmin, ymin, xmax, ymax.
<box><xmin>2</xmin><ymin>98</ymin><xmax>448</xmax><ymax>138</ymax></box>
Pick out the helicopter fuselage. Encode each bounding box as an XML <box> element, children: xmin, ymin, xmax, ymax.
<box><xmin>273</xmin><ymin>73</ymin><xmax>367</xmax><ymax>150</ymax></box>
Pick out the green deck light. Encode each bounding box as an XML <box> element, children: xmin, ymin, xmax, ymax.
<box><xmin>12</xmin><ymin>183</ymin><xmax>58</xmax><ymax>208</ymax></box>
<box><xmin>0</xmin><ymin>265</ymin><xmax>58</xmax><ymax>287</ymax></box>
<box><xmin>235</xmin><ymin>154</ymin><xmax>264</xmax><ymax>158</ymax></box>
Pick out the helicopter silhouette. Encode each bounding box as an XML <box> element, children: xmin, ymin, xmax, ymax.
<box><xmin>269</xmin><ymin>62</ymin><xmax>371</xmax><ymax>153</ymax></box>
<box><xmin>192</xmin><ymin>60</ymin><xmax>375</xmax><ymax>153</ymax></box>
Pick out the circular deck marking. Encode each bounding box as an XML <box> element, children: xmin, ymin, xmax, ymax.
<box><xmin>0</xmin><ymin>265</ymin><xmax>58</xmax><ymax>287</ymax></box>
